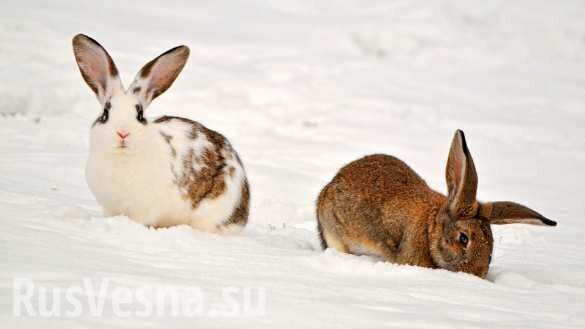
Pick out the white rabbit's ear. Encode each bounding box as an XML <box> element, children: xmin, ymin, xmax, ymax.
<box><xmin>128</xmin><ymin>45</ymin><xmax>189</xmax><ymax>107</ymax></box>
<box><xmin>480</xmin><ymin>201</ymin><xmax>557</xmax><ymax>226</ymax></box>
<box><xmin>445</xmin><ymin>130</ymin><xmax>478</xmax><ymax>218</ymax></box>
<box><xmin>72</xmin><ymin>34</ymin><xmax>123</xmax><ymax>105</ymax></box>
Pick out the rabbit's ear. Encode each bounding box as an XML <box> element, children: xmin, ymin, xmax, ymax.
<box><xmin>445</xmin><ymin>130</ymin><xmax>478</xmax><ymax>217</ymax></box>
<box><xmin>72</xmin><ymin>34</ymin><xmax>123</xmax><ymax>104</ymax></box>
<box><xmin>480</xmin><ymin>201</ymin><xmax>557</xmax><ymax>226</ymax></box>
<box><xmin>128</xmin><ymin>45</ymin><xmax>189</xmax><ymax>107</ymax></box>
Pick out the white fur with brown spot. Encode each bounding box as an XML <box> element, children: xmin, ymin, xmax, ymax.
<box><xmin>74</xmin><ymin>34</ymin><xmax>249</xmax><ymax>232</ymax></box>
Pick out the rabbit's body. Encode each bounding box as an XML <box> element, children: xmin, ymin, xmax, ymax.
<box><xmin>87</xmin><ymin>115</ymin><xmax>248</xmax><ymax>231</ymax></box>
<box><xmin>318</xmin><ymin>154</ymin><xmax>444</xmax><ymax>266</ymax></box>
<box><xmin>73</xmin><ymin>34</ymin><xmax>249</xmax><ymax>232</ymax></box>
<box><xmin>317</xmin><ymin>131</ymin><xmax>556</xmax><ymax>278</ymax></box>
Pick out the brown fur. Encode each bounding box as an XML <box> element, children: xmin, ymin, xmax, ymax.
<box><xmin>316</xmin><ymin>130</ymin><xmax>556</xmax><ymax>278</ymax></box>
<box><xmin>155</xmin><ymin>116</ymin><xmax>249</xmax><ymax>228</ymax></box>
<box><xmin>175</xmin><ymin>124</ymin><xmax>227</xmax><ymax>205</ymax></box>
<box><xmin>317</xmin><ymin>154</ymin><xmax>442</xmax><ymax>268</ymax></box>
<box><xmin>224</xmin><ymin>177</ymin><xmax>250</xmax><ymax>226</ymax></box>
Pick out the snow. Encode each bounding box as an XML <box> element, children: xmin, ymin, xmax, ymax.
<box><xmin>1</xmin><ymin>0</ymin><xmax>585</xmax><ymax>328</ymax></box>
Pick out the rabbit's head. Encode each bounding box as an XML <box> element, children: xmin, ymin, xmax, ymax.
<box><xmin>429</xmin><ymin>130</ymin><xmax>556</xmax><ymax>278</ymax></box>
<box><xmin>72</xmin><ymin>34</ymin><xmax>189</xmax><ymax>154</ymax></box>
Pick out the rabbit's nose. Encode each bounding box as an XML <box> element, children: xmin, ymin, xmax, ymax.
<box><xmin>116</xmin><ymin>130</ymin><xmax>130</xmax><ymax>139</ymax></box>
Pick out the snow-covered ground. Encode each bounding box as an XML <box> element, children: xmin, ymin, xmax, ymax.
<box><xmin>1</xmin><ymin>0</ymin><xmax>585</xmax><ymax>328</ymax></box>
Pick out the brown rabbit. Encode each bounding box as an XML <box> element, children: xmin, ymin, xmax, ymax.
<box><xmin>316</xmin><ymin>130</ymin><xmax>556</xmax><ymax>278</ymax></box>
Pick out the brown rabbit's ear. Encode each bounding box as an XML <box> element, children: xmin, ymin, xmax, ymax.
<box><xmin>72</xmin><ymin>34</ymin><xmax>123</xmax><ymax>104</ymax></box>
<box><xmin>445</xmin><ymin>130</ymin><xmax>478</xmax><ymax>217</ymax></box>
<box><xmin>128</xmin><ymin>45</ymin><xmax>189</xmax><ymax>107</ymax></box>
<box><xmin>480</xmin><ymin>201</ymin><xmax>557</xmax><ymax>226</ymax></box>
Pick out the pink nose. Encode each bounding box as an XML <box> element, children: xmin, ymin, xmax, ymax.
<box><xmin>116</xmin><ymin>130</ymin><xmax>129</xmax><ymax>139</ymax></box>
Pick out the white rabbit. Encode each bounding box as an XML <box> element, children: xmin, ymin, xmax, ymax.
<box><xmin>72</xmin><ymin>34</ymin><xmax>249</xmax><ymax>232</ymax></box>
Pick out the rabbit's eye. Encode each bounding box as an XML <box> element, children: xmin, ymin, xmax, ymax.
<box><xmin>459</xmin><ymin>232</ymin><xmax>469</xmax><ymax>247</ymax></box>
<box><xmin>99</xmin><ymin>110</ymin><xmax>108</xmax><ymax>123</ymax></box>
<box><xmin>99</xmin><ymin>101</ymin><xmax>111</xmax><ymax>124</ymax></box>
<box><xmin>135</xmin><ymin>104</ymin><xmax>146</xmax><ymax>125</ymax></box>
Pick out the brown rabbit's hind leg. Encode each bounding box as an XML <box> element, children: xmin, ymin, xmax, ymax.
<box><xmin>316</xmin><ymin>220</ymin><xmax>328</xmax><ymax>250</ymax></box>
<box><xmin>322</xmin><ymin>228</ymin><xmax>350</xmax><ymax>253</ymax></box>
<box><xmin>316</xmin><ymin>181</ymin><xmax>347</xmax><ymax>252</ymax></box>
<box><xmin>345</xmin><ymin>237</ymin><xmax>397</xmax><ymax>262</ymax></box>
<box><xmin>317</xmin><ymin>206</ymin><xmax>396</xmax><ymax>260</ymax></box>
<box><xmin>316</xmin><ymin>209</ymin><xmax>350</xmax><ymax>253</ymax></box>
